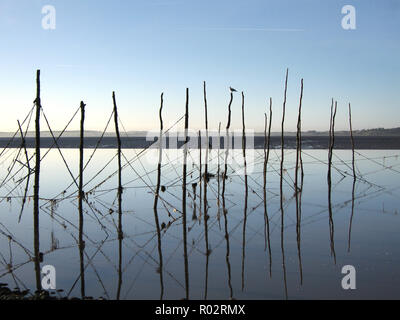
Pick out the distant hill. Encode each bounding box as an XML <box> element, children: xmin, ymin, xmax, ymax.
<box><xmin>256</xmin><ymin>127</ymin><xmax>400</xmax><ymax>137</ymax></box>
<box><xmin>353</xmin><ymin>127</ymin><xmax>400</xmax><ymax>136</ymax></box>
<box><xmin>306</xmin><ymin>127</ymin><xmax>400</xmax><ymax>137</ymax></box>
<box><xmin>253</xmin><ymin>127</ymin><xmax>400</xmax><ymax>137</ymax></box>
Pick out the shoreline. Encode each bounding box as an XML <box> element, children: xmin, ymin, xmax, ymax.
<box><xmin>0</xmin><ymin>136</ymin><xmax>399</xmax><ymax>150</ymax></box>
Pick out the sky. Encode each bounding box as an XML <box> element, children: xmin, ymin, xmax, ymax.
<box><xmin>0</xmin><ymin>0</ymin><xmax>399</xmax><ymax>133</ymax></box>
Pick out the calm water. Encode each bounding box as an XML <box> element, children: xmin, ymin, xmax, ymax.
<box><xmin>0</xmin><ymin>148</ymin><xmax>399</xmax><ymax>299</ymax></box>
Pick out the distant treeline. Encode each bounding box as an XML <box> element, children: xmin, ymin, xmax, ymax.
<box><xmin>300</xmin><ymin>127</ymin><xmax>400</xmax><ymax>137</ymax></box>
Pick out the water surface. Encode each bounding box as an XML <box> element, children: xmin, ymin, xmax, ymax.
<box><xmin>0</xmin><ymin>148</ymin><xmax>399</xmax><ymax>299</ymax></box>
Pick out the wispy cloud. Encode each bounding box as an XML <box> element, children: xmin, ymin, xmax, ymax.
<box><xmin>147</xmin><ymin>0</ymin><xmax>185</xmax><ymax>6</ymax></box>
<box><xmin>178</xmin><ymin>27</ymin><xmax>305</xmax><ymax>32</ymax></box>
<box><xmin>55</xmin><ymin>64</ymin><xmax>81</xmax><ymax>68</ymax></box>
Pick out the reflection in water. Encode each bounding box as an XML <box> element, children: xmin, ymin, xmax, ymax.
<box><xmin>191</xmin><ymin>183</ymin><xmax>198</xmax><ymax>221</ymax></box>
<box><xmin>223</xmin><ymin>201</ymin><xmax>233</xmax><ymax>299</ymax></box>
<box><xmin>0</xmin><ymin>147</ymin><xmax>399</xmax><ymax>300</ymax></box>
<box><xmin>296</xmin><ymin>179</ymin><xmax>304</xmax><ymax>285</ymax></box>
<box><xmin>203</xmin><ymin>183</ymin><xmax>209</xmax><ymax>300</ymax></box>
<box><xmin>1</xmin><ymin>124</ymin><xmax>400</xmax><ymax>299</ymax></box>
<box><xmin>78</xmin><ymin>223</ymin><xmax>85</xmax><ymax>299</ymax></box>
<box><xmin>117</xmin><ymin>210</ymin><xmax>123</xmax><ymax>301</ymax></box>
<box><xmin>348</xmin><ymin>178</ymin><xmax>356</xmax><ymax>253</ymax></box>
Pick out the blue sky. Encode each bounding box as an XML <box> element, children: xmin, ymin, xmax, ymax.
<box><xmin>0</xmin><ymin>0</ymin><xmax>399</xmax><ymax>132</ymax></box>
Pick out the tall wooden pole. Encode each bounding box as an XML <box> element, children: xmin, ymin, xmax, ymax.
<box><xmin>348</xmin><ymin>103</ymin><xmax>356</xmax><ymax>252</ymax></box>
<box><xmin>280</xmin><ymin>68</ymin><xmax>289</xmax><ymax>299</ymax></box>
<box><xmin>222</xmin><ymin>92</ymin><xmax>233</xmax><ymax>200</ymax></box>
<box><xmin>112</xmin><ymin>92</ymin><xmax>123</xmax><ymax>299</ymax></box>
<box><xmin>153</xmin><ymin>93</ymin><xmax>164</xmax><ymax>299</ymax></box>
<box><xmin>182</xmin><ymin>88</ymin><xmax>189</xmax><ymax>299</ymax></box>
<box><xmin>203</xmin><ymin>81</ymin><xmax>209</xmax><ymax>299</ymax></box>
<box><xmin>78</xmin><ymin>100</ymin><xmax>86</xmax><ymax>298</ymax></box>
<box><xmin>328</xmin><ymin>100</ymin><xmax>337</xmax><ymax>263</ymax></box>
<box><xmin>33</xmin><ymin>70</ymin><xmax>41</xmax><ymax>292</ymax></box>
<box><xmin>241</xmin><ymin>91</ymin><xmax>248</xmax><ymax>291</ymax></box>
<box><xmin>263</xmin><ymin>98</ymin><xmax>272</xmax><ymax>277</ymax></box>
<box><xmin>295</xmin><ymin>79</ymin><xmax>304</xmax><ymax>285</ymax></box>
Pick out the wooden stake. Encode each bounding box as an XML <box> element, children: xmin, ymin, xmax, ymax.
<box><xmin>153</xmin><ymin>92</ymin><xmax>164</xmax><ymax>299</ymax></box>
<box><xmin>182</xmin><ymin>88</ymin><xmax>189</xmax><ymax>299</ymax></box>
<box><xmin>33</xmin><ymin>69</ymin><xmax>41</xmax><ymax>292</ymax></box>
<box><xmin>78</xmin><ymin>100</ymin><xmax>86</xmax><ymax>298</ymax></box>
<box><xmin>348</xmin><ymin>102</ymin><xmax>356</xmax><ymax>253</ymax></box>
<box><xmin>328</xmin><ymin>100</ymin><xmax>337</xmax><ymax>264</ymax></box>
<box><xmin>349</xmin><ymin>103</ymin><xmax>356</xmax><ymax>180</ymax></box>
<box><xmin>241</xmin><ymin>91</ymin><xmax>248</xmax><ymax>292</ymax></box>
<box><xmin>295</xmin><ymin>79</ymin><xmax>303</xmax><ymax>194</ymax></box>
<box><xmin>112</xmin><ymin>91</ymin><xmax>123</xmax><ymax>239</ymax></box>
<box><xmin>203</xmin><ymin>81</ymin><xmax>209</xmax><ymax>299</ymax></box>
<box><xmin>263</xmin><ymin>97</ymin><xmax>272</xmax><ymax>277</ymax></box>
<box><xmin>280</xmin><ymin>69</ymin><xmax>288</xmax><ymax>208</ymax></box>
<box><xmin>222</xmin><ymin>92</ymin><xmax>233</xmax><ymax>199</ymax></box>
<box><xmin>280</xmin><ymin>68</ymin><xmax>289</xmax><ymax>300</ymax></box>
<box><xmin>295</xmin><ymin>79</ymin><xmax>304</xmax><ymax>285</ymax></box>
<box><xmin>112</xmin><ymin>91</ymin><xmax>123</xmax><ymax>299</ymax></box>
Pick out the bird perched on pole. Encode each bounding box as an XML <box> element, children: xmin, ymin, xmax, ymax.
<box><xmin>229</xmin><ymin>86</ymin><xmax>237</xmax><ymax>93</ymax></box>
